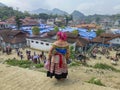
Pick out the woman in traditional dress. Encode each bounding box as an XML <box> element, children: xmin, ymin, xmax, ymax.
<box><xmin>47</xmin><ymin>31</ymin><xmax>70</xmax><ymax>80</ymax></box>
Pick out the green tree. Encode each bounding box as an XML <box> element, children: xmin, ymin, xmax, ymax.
<box><xmin>38</xmin><ymin>13</ymin><xmax>49</xmax><ymax>21</ymax></box>
<box><xmin>0</xmin><ymin>6</ymin><xmax>15</xmax><ymax>20</ymax></box>
<box><xmin>24</xmin><ymin>11</ymin><xmax>30</xmax><ymax>17</ymax></box>
<box><xmin>95</xmin><ymin>17</ymin><xmax>100</xmax><ymax>24</ymax></box>
<box><xmin>31</xmin><ymin>14</ymin><xmax>39</xmax><ymax>19</ymax></box>
<box><xmin>61</xmin><ymin>26</ymin><xmax>65</xmax><ymax>29</ymax></box>
<box><xmin>54</xmin><ymin>26</ymin><xmax>59</xmax><ymax>31</ymax></box>
<box><xmin>72</xmin><ymin>30</ymin><xmax>79</xmax><ymax>35</ymax></box>
<box><xmin>32</xmin><ymin>26</ymin><xmax>40</xmax><ymax>35</ymax></box>
<box><xmin>96</xmin><ymin>29</ymin><xmax>105</xmax><ymax>36</ymax></box>
<box><xmin>70</xmin><ymin>46</ymin><xmax>75</xmax><ymax>60</ymax></box>
<box><xmin>15</xmin><ymin>15</ymin><xmax>22</xmax><ymax>30</ymax></box>
<box><xmin>2</xmin><ymin>16</ymin><xmax>8</xmax><ymax>20</ymax></box>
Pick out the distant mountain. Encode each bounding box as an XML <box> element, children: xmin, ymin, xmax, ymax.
<box><xmin>52</xmin><ymin>8</ymin><xmax>68</xmax><ymax>16</ymax></box>
<box><xmin>0</xmin><ymin>2</ymin><xmax>6</xmax><ymax>7</ymax></box>
<box><xmin>30</xmin><ymin>8</ymin><xmax>51</xmax><ymax>14</ymax></box>
<box><xmin>71</xmin><ymin>10</ymin><xmax>85</xmax><ymax>21</ymax></box>
<box><xmin>30</xmin><ymin>8</ymin><xmax>69</xmax><ymax>16</ymax></box>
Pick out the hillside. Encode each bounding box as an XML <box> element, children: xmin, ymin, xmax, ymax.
<box><xmin>0</xmin><ymin>48</ymin><xmax>120</xmax><ymax>90</ymax></box>
<box><xmin>0</xmin><ymin>2</ymin><xmax>120</xmax><ymax>24</ymax></box>
<box><xmin>0</xmin><ymin>3</ymin><xmax>30</xmax><ymax>20</ymax></box>
<box><xmin>0</xmin><ymin>63</ymin><xmax>119</xmax><ymax>90</ymax></box>
<box><xmin>0</xmin><ymin>2</ymin><xmax>6</xmax><ymax>7</ymax></box>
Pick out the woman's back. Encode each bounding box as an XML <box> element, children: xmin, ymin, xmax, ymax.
<box><xmin>46</xmin><ymin>31</ymin><xmax>69</xmax><ymax>80</ymax></box>
<box><xmin>53</xmin><ymin>40</ymin><xmax>69</xmax><ymax>47</ymax></box>
<box><xmin>53</xmin><ymin>40</ymin><xmax>69</xmax><ymax>55</ymax></box>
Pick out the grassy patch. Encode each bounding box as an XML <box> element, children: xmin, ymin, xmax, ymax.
<box><xmin>35</xmin><ymin>63</ymin><xmax>44</xmax><ymax>68</ymax></box>
<box><xmin>93</xmin><ymin>63</ymin><xmax>120</xmax><ymax>72</ymax></box>
<box><xmin>5</xmin><ymin>59</ymin><xmax>44</xmax><ymax>69</ymax></box>
<box><xmin>6</xmin><ymin>59</ymin><xmax>32</xmax><ymax>68</ymax></box>
<box><xmin>69</xmin><ymin>61</ymin><xmax>81</xmax><ymax>67</ymax></box>
<box><xmin>69</xmin><ymin>61</ymin><xmax>91</xmax><ymax>67</ymax></box>
<box><xmin>87</xmin><ymin>77</ymin><xmax>105</xmax><ymax>86</ymax></box>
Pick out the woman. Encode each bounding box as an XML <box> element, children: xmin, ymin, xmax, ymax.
<box><xmin>47</xmin><ymin>31</ymin><xmax>70</xmax><ymax>80</ymax></box>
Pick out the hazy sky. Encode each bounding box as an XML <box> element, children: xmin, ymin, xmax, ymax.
<box><xmin>0</xmin><ymin>0</ymin><xmax>120</xmax><ymax>15</ymax></box>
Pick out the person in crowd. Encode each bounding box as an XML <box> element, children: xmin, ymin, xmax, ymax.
<box><xmin>37</xmin><ymin>54</ymin><xmax>40</xmax><ymax>64</ymax></box>
<box><xmin>20</xmin><ymin>52</ymin><xmax>23</xmax><ymax>60</ymax></box>
<box><xmin>33</xmin><ymin>54</ymin><xmax>38</xmax><ymax>64</ymax></box>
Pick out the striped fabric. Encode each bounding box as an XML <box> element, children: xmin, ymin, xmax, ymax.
<box><xmin>47</xmin><ymin>55</ymin><xmax>68</xmax><ymax>79</ymax></box>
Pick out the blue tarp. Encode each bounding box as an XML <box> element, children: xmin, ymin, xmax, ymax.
<box><xmin>21</xmin><ymin>24</ymin><xmax>54</xmax><ymax>35</ymax></box>
<box><xmin>39</xmin><ymin>24</ymin><xmax>46</xmax><ymax>29</ymax></box>
<box><xmin>62</xmin><ymin>27</ymin><xmax>75</xmax><ymax>32</ymax></box>
<box><xmin>78</xmin><ymin>28</ymin><xmax>87</xmax><ymax>32</ymax></box>
<box><xmin>40</xmin><ymin>28</ymin><xmax>53</xmax><ymax>33</ymax></box>
<box><xmin>23</xmin><ymin>30</ymin><xmax>32</xmax><ymax>35</ymax></box>
<box><xmin>113</xmin><ymin>30</ymin><xmax>120</xmax><ymax>34</ymax></box>
<box><xmin>21</xmin><ymin>26</ymin><xmax>97</xmax><ymax>40</ymax></box>
<box><xmin>22</xmin><ymin>27</ymin><xmax>54</xmax><ymax>35</ymax></box>
<box><xmin>61</xmin><ymin>27</ymin><xmax>97</xmax><ymax>40</ymax></box>
<box><xmin>78</xmin><ymin>28</ymin><xmax>96</xmax><ymax>40</ymax></box>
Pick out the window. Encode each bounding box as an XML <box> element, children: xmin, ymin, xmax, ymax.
<box><xmin>46</xmin><ymin>43</ymin><xmax>49</xmax><ymax>46</ymax></box>
<box><xmin>36</xmin><ymin>41</ymin><xmax>39</xmax><ymax>44</ymax></box>
<box><xmin>31</xmin><ymin>41</ymin><xmax>34</xmax><ymax>43</ymax></box>
<box><xmin>41</xmin><ymin>42</ymin><xmax>44</xmax><ymax>44</ymax></box>
<box><xmin>117</xmin><ymin>39</ymin><xmax>119</xmax><ymax>42</ymax></box>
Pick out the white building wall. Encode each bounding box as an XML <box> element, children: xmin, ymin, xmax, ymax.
<box><xmin>110</xmin><ymin>38</ymin><xmax>120</xmax><ymax>45</ymax></box>
<box><xmin>26</xmin><ymin>38</ymin><xmax>76</xmax><ymax>51</ymax></box>
<box><xmin>26</xmin><ymin>38</ymin><xmax>52</xmax><ymax>51</ymax></box>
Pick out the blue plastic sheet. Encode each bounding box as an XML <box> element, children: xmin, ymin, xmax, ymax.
<box><xmin>114</xmin><ymin>30</ymin><xmax>120</xmax><ymax>34</ymax></box>
<box><xmin>21</xmin><ymin>26</ymin><xmax>97</xmax><ymax>39</ymax></box>
<box><xmin>21</xmin><ymin>24</ymin><xmax>54</xmax><ymax>35</ymax></box>
<box><xmin>78</xmin><ymin>28</ymin><xmax>96</xmax><ymax>40</ymax></box>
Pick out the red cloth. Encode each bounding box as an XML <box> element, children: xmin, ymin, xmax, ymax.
<box><xmin>55</xmin><ymin>53</ymin><xmax>63</xmax><ymax>68</ymax></box>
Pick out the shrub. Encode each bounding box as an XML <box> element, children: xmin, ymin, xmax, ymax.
<box><xmin>54</xmin><ymin>26</ymin><xmax>59</xmax><ymax>31</ymax></box>
<box><xmin>5</xmin><ymin>59</ymin><xmax>45</xmax><ymax>69</ymax></box>
<box><xmin>70</xmin><ymin>46</ymin><xmax>75</xmax><ymax>60</ymax></box>
<box><xmin>93</xmin><ymin>63</ymin><xmax>117</xmax><ymax>71</ymax></box>
<box><xmin>32</xmin><ymin>26</ymin><xmax>40</xmax><ymax>35</ymax></box>
<box><xmin>72</xmin><ymin>30</ymin><xmax>79</xmax><ymax>35</ymax></box>
<box><xmin>6</xmin><ymin>59</ymin><xmax>18</xmax><ymax>66</ymax></box>
<box><xmin>87</xmin><ymin>77</ymin><xmax>105</xmax><ymax>86</ymax></box>
<box><xmin>35</xmin><ymin>63</ymin><xmax>44</xmax><ymax>68</ymax></box>
<box><xmin>96</xmin><ymin>29</ymin><xmax>105</xmax><ymax>36</ymax></box>
<box><xmin>6</xmin><ymin>59</ymin><xmax>32</xmax><ymax>68</ymax></box>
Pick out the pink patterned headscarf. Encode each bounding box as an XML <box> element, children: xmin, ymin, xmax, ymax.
<box><xmin>57</xmin><ymin>31</ymin><xmax>67</xmax><ymax>41</ymax></box>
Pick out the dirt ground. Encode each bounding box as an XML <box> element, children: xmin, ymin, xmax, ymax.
<box><xmin>0</xmin><ymin>48</ymin><xmax>120</xmax><ymax>90</ymax></box>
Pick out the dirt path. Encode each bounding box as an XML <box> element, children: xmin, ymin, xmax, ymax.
<box><xmin>0</xmin><ymin>64</ymin><xmax>118</xmax><ymax>90</ymax></box>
